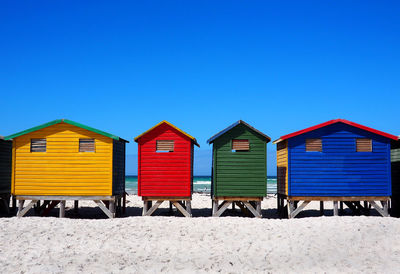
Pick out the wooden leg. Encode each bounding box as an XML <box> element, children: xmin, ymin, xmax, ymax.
<box><xmin>12</xmin><ymin>196</ymin><xmax>16</xmax><ymax>212</ymax></box>
<box><xmin>59</xmin><ymin>200</ymin><xmax>66</xmax><ymax>218</ymax></box>
<box><xmin>169</xmin><ymin>201</ymin><xmax>173</xmax><ymax>215</ymax></box>
<box><xmin>232</xmin><ymin>202</ymin><xmax>235</xmax><ymax>210</ymax></box>
<box><xmin>94</xmin><ymin>200</ymin><xmax>114</xmax><ymax>219</ymax></box>
<box><xmin>213</xmin><ymin>201</ymin><xmax>232</xmax><ymax>217</ymax></box>
<box><xmin>173</xmin><ymin>201</ymin><xmax>191</xmax><ymax>217</ymax></box>
<box><xmin>383</xmin><ymin>201</ymin><xmax>388</xmax><ymax>217</ymax></box>
<box><xmin>122</xmin><ymin>192</ymin><xmax>126</xmax><ymax>214</ymax></box>
<box><xmin>320</xmin><ymin>201</ymin><xmax>324</xmax><ymax>216</ymax></box>
<box><xmin>186</xmin><ymin>200</ymin><xmax>192</xmax><ymax>217</ymax></box>
<box><xmin>212</xmin><ymin>200</ymin><xmax>218</xmax><ymax>216</ymax></box>
<box><xmin>256</xmin><ymin>201</ymin><xmax>262</xmax><ymax>216</ymax></box>
<box><xmin>340</xmin><ymin>201</ymin><xmax>344</xmax><ymax>214</ymax></box>
<box><xmin>287</xmin><ymin>201</ymin><xmax>295</xmax><ymax>219</ymax></box>
<box><xmin>145</xmin><ymin>200</ymin><xmax>163</xmax><ymax>216</ymax></box>
<box><xmin>109</xmin><ymin>201</ymin><xmax>116</xmax><ymax>218</ymax></box>
<box><xmin>143</xmin><ymin>200</ymin><xmax>148</xmax><ymax>216</ymax></box>
<box><xmin>333</xmin><ymin>201</ymin><xmax>339</xmax><ymax>216</ymax></box>
<box><xmin>74</xmin><ymin>200</ymin><xmax>79</xmax><ymax>214</ymax></box>
<box><xmin>288</xmin><ymin>201</ymin><xmax>310</xmax><ymax>219</ymax></box>
<box><xmin>243</xmin><ymin>201</ymin><xmax>262</xmax><ymax>218</ymax></box>
<box><xmin>17</xmin><ymin>200</ymin><xmax>37</xmax><ymax>217</ymax></box>
<box><xmin>17</xmin><ymin>200</ymin><xmax>24</xmax><ymax>217</ymax></box>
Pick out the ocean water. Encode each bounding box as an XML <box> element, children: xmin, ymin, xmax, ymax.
<box><xmin>126</xmin><ymin>176</ymin><xmax>277</xmax><ymax>195</ymax></box>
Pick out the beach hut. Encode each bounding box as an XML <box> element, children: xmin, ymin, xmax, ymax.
<box><xmin>391</xmin><ymin>139</ymin><xmax>400</xmax><ymax>217</ymax></box>
<box><xmin>134</xmin><ymin>121</ymin><xmax>199</xmax><ymax>217</ymax></box>
<box><xmin>207</xmin><ymin>120</ymin><xmax>271</xmax><ymax>217</ymax></box>
<box><xmin>274</xmin><ymin>119</ymin><xmax>398</xmax><ymax>218</ymax></box>
<box><xmin>4</xmin><ymin>119</ymin><xmax>128</xmax><ymax>218</ymax></box>
<box><xmin>0</xmin><ymin>137</ymin><xmax>12</xmax><ymax>213</ymax></box>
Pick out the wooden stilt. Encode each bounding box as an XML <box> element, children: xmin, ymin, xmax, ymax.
<box><xmin>213</xmin><ymin>201</ymin><xmax>232</xmax><ymax>217</ymax></box>
<box><xmin>12</xmin><ymin>196</ymin><xmax>16</xmax><ymax>212</ymax></box>
<box><xmin>172</xmin><ymin>201</ymin><xmax>191</xmax><ymax>217</ymax></box>
<box><xmin>288</xmin><ymin>201</ymin><xmax>310</xmax><ymax>219</ymax></box>
<box><xmin>186</xmin><ymin>200</ymin><xmax>192</xmax><ymax>216</ymax></box>
<box><xmin>340</xmin><ymin>201</ymin><xmax>344</xmax><ymax>214</ymax></box>
<box><xmin>232</xmin><ymin>202</ymin><xmax>235</xmax><ymax>210</ymax></box>
<box><xmin>212</xmin><ymin>200</ymin><xmax>218</xmax><ymax>216</ymax></box>
<box><xmin>41</xmin><ymin>201</ymin><xmax>59</xmax><ymax>216</ymax></box>
<box><xmin>74</xmin><ymin>200</ymin><xmax>79</xmax><ymax>214</ymax></box>
<box><xmin>59</xmin><ymin>200</ymin><xmax>66</xmax><ymax>218</ymax></box>
<box><xmin>333</xmin><ymin>201</ymin><xmax>339</xmax><ymax>216</ymax></box>
<box><xmin>143</xmin><ymin>200</ymin><xmax>148</xmax><ymax>216</ymax></box>
<box><xmin>94</xmin><ymin>200</ymin><xmax>114</xmax><ymax>219</ymax></box>
<box><xmin>169</xmin><ymin>201</ymin><xmax>173</xmax><ymax>215</ymax></box>
<box><xmin>256</xmin><ymin>201</ymin><xmax>262</xmax><ymax>216</ymax></box>
<box><xmin>17</xmin><ymin>200</ymin><xmax>24</xmax><ymax>216</ymax></box>
<box><xmin>320</xmin><ymin>201</ymin><xmax>324</xmax><ymax>216</ymax></box>
<box><xmin>287</xmin><ymin>201</ymin><xmax>295</xmax><ymax>219</ymax></box>
<box><xmin>145</xmin><ymin>200</ymin><xmax>163</xmax><ymax>216</ymax></box>
<box><xmin>243</xmin><ymin>201</ymin><xmax>262</xmax><ymax>218</ymax></box>
<box><xmin>109</xmin><ymin>200</ymin><xmax>116</xmax><ymax>218</ymax></box>
<box><xmin>122</xmin><ymin>192</ymin><xmax>126</xmax><ymax>214</ymax></box>
<box><xmin>17</xmin><ymin>200</ymin><xmax>37</xmax><ymax>217</ymax></box>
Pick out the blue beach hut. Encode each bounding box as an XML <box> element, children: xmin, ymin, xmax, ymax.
<box><xmin>274</xmin><ymin>119</ymin><xmax>398</xmax><ymax>218</ymax></box>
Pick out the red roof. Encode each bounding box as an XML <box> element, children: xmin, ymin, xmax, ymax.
<box><xmin>275</xmin><ymin>119</ymin><xmax>398</xmax><ymax>143</ymax></box>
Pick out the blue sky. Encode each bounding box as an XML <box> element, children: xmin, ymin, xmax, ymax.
<box><xmin>1</xmin><ymin>1</ymin><xmax>399</xmax><ymax>175</ymax></box>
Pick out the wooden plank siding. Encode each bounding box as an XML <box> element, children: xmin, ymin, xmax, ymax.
<box><xmin>0</xmin><ymin>139</ymin><xmax>12</xmax><ymax>194</ymax></box>
<box><xmin>276</xmin><ymin>140</ymin><xmax>288</xmax><ymax>195</ymax></box>
<box><xmin>112</xmin><ymin>139</ymin><xmax>126</xmax><ymax>196</ymax></box>
<box><xmin>137</xmin><ymin>123</ymin><xmax>193</xmax><ymax>197</ymax></box>
<box><xmin>288</xmin><ymin>123</ymin><xmax>391</xmax><ymax>197</ymax></box>
<box><xmin>212</xmin><ymin>124</ymin><xmax>267</xmax><ymax>197</ymax></box>
<box><xmin>12</xmin><ymin>123</ymin><xmax>113</xmax><ymax>196</ymax></box>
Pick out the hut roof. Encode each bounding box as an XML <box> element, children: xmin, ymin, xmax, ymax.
<box><xmin>273</xmin><ymin>119</ymin><xmax>398</xmax><ymax>144</ymax></box>
<box><xmin>134</xmin><ymin>120</ymin><xmax>200</xmax><ymax>147</ymax></box>
<box><xmin>207</xmin><ymin>120</ymin><xmax>271</xmax><ymax>144</ymax></box>
<box><xmin>4</xmin><ymin>119</ymin><xmax>129</xmax><ymax>142</ymax></box>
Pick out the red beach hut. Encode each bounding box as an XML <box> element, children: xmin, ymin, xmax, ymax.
<box><xmin>134</xmin><ymin>121</ymin><xmax>199</xmax><ymax>217</ymax></box>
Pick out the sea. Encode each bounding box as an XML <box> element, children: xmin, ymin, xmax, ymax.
<box><xmin>126</xmin><ymin>176</ymin><xmax>277</xmax><ymax>195</ymax></box>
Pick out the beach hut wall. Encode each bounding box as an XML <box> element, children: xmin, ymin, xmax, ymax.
<box><xmin>207</xmin><ymin>120</ymin><xmax>270</xmax><ymax>217</ymax></box>
<box><xmin>4</xmin><ymin>119</ymin><xmax>128</xmax><ymax>218</ymax></box>
<box><xmin>134</xmin><ymin>121</ymin><xmax>199</xmax><ymax>217</ymax></box>
<box><xmin>274</xmin><ymin>119</ymin><xmax>398</xmax><ymax>218</ymax></box>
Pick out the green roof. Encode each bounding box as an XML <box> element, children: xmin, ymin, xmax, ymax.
<box><xmin>4</xmin><ymin>119</ymin><xmax>128</xmax><ymax>142</ymax></box>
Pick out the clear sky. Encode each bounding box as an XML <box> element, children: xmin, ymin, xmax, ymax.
<box><xmin>1</xmin><ymin>1</ymin><xmax>399</xmax><ymax>175</ymax></box>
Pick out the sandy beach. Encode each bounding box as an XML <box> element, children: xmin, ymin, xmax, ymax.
<box><xmin>0</xmin><ymin>194</ymin><xmax>399</xmax><ymax>273</ymax></box>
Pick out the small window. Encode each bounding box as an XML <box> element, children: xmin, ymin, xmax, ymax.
<box><xmin>356</xmin><ymin>138</ymin><xmax>372</xmax><ymax>152</ymax></box>
<box><xmin>156</xmin><ymin>140</ymin><xmax>174</xmax><ymax>152</ymax></box>
<box><xmin>31</xmin><ymin>139</ymin><xmax>46</xmax><ymax>152</ymax></box>
<box><xmin>79</xmin><ymin>139</ymin><xmax>95</xmax><ymax>152</ymax></box>
<box><xmin>306</xmin><ymin>139</ymin><xmax>322</xmax><ymax>152</ymax></box>
<box><xmin>232</xmin><ymin>139</ymin><xmax>249</xmax><ymax>151</ymax></box>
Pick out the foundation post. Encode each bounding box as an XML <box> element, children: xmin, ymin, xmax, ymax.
<box><xmin>143</xmin><ymin>200</ymin><xmax>148</xmax><ymax>216</ymax></box>
<box><xmin>212</xmin><ymin>200</ymin><xmax>218</xmax><ymax>216</ymax></box>
<box><xmin>333</xmin><ymin>201</ymin><xmax>339</xmax><ymax>216</ymax></box>
<box><xmin>59</xmin><ymin>200</ymin><xmax>66</xmax><ymax>218</ymax></box>
<box><xmin>74</xmin><ymin>200</ymin><xmax>79</xmax><ymax>214</ymax></box>
<box><xmin>320</xmin><ymin>201</ymin><xmax>324</xmax><ymax>216</ymax></box>
<box><xmin>17</xmin><ymin>200</ymin><xmax>24</xmax><ymax>217</ymax></box>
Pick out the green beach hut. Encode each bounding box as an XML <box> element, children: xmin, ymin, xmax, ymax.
<box><xmin>0</xmin><ymin>136</ymin><xmax>12</xmax><ymax>213</ymax></box>
<box><xmin>207</xmin><ymin>120</ymin><xmax>270</xmax><ymax>217</ymax></box>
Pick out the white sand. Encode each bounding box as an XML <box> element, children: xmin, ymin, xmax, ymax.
<box><xmin>1</xmin><ymin>194</ymin><xmax>400</xmax><ymax>273</ymax></box>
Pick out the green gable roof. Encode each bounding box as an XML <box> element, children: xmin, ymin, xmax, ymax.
<box><xmin>4</xmin><ymin>119</ymin><xmax>128</xmax><ymax>142</ymax></box>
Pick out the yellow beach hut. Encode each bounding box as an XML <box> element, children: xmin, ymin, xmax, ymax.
<box><xmin>4</xmin><ymin>119</ymin><xmax>128</xmax><ymax>218</ymax></box>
